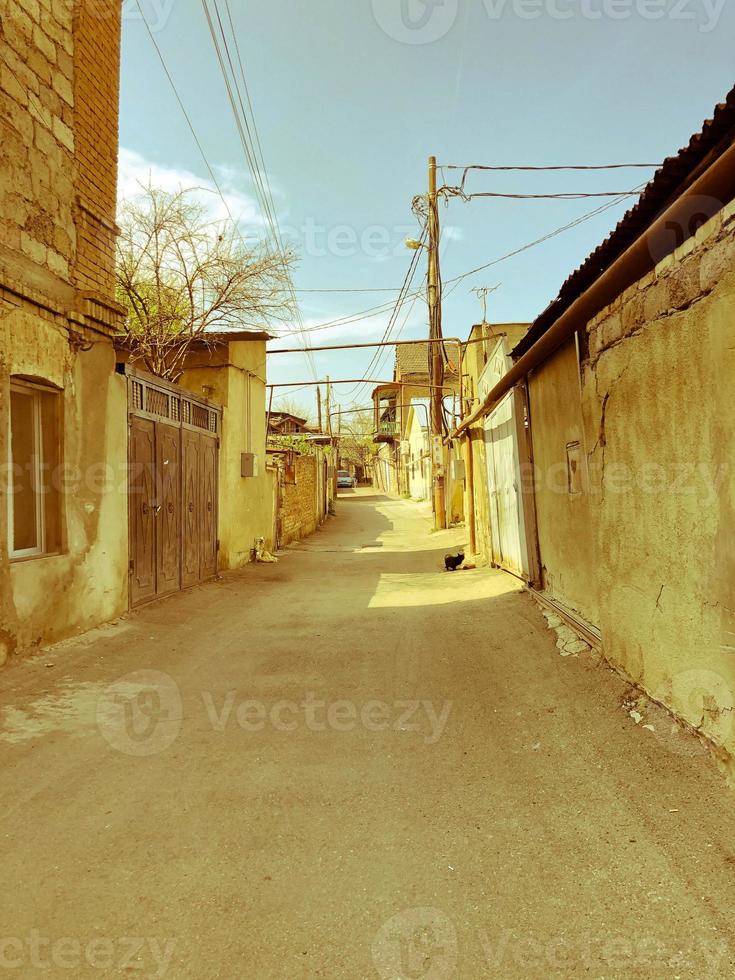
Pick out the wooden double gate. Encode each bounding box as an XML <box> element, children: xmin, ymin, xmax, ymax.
<box><xmin>127</xmin><ymin>368</ymin><xmax>222</xmax><ymax>607</ymax></box>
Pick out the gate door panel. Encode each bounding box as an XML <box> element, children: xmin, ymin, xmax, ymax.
<box><xmin>201</xmin><ymin>436</ymin><xmax>218</xmax><ymax>580</ymax></box>
<box><xmin>127</xmin><ymin>368</ymin><xmax>221</xmax><ymax>607</ymax></box>
<box><xmin>129</xmin><ymin>417</ymin><xmax>156</xmax><ymax>606</ymax></box>
<box><xmin>155</xmin><ymin>422</ymin><xmax>182</xmax><ymax>597</ymax></box>
<box><xmin>182</xmin><ymin>429</ymin><xmax>202</xmax><ymax>589</ymax></box>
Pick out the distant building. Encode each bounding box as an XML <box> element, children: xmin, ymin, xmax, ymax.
<box><xmin>267</xmin><ymin>411</ymin><xmax>312</xmax><ymax>436</ymax></box>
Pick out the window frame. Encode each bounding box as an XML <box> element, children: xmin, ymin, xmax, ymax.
<box><xmin>7</xmin><ymin>379</ymin><xmax>60</xmax><ymax>561</ymax></box>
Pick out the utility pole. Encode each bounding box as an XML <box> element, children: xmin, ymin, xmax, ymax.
<box><xmin>316</xmin><ymin>385</ymin><xmax>322</xmax><ymax>433</ymax></box>
<box><xmin>427</xmin><ymin>154</ymin><xmax>447</xmax><ymax>530</ymax></box>
<box><xmin>325</xmin><ymin>376</ymin><xmax>331</xmax><ymax>435</ymax></box>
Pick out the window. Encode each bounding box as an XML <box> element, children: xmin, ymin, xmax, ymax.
<box><xmin>7</xmin><ymin>381</ymin><xmax>61</xmax><ymax>559</ymax></box>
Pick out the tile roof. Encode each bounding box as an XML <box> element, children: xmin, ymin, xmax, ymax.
<box><xmin>395</xmin><ymin>341</ymin><xmax>461</xmax><ymax>378</ymax></box>
<box><xmin>513</xmin><ymin>84</ymin><xmax>735</xmax><ymax>357</ymax></box>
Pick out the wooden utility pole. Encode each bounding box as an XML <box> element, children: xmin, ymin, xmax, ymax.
<box><xmin>325</xmin><ymin>376</ymin><xmax>331</xmax><ymax>435</ymax></box>
<box><xmin>427</xmin><ymin>155</ymin><xmax>447</xmax><ymax>529</ymax></box>
<box><xmin>316</xmin><ymin>385</ymin><xmax>323</xmax><ymax>433</ymax></box>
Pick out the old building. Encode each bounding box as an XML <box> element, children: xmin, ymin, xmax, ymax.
<box><xmin>370</xmin><ymin>341</ymin><xmax>461</xmax><ymax>510</ymax></box>
<box><xmin>459</xmin><ymin>322</ymin><xmax>532</xmax><ymax>571</ymax></box>
<box><xmin>267</xmin><ymin>411</ymin><xmax>312</xmax><ymax>436</ymax></box>
<box><xmin>1</xmin><ymin>0</ymin><xmax>126</xmax><ymax>661</ymax></box>
<box><xmin>457</xmin><ymin>87</ymin><xmax>735</xmax><ymax>771</ymax></box>
<box><xmin>178</xmin><ymin>332</ymin><xmax>275</xmax><ymax>569</ymax></box>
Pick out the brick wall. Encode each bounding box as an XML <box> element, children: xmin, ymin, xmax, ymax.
<box><xmin>0</xmin><ymin>0</ymin><xmax>77</xmax><ymax>279</ymax></box>
<box><xmin>72</xmin><ymin>0</ymin><xmax>122</xmax><ymax>300</ymax></box>
<box><xmin>0</xmin><ymin>0</ymin><xmax>122</xmax><ymax>313</ymax></box>
<box><xmin>281</xmin><ymin>455</ymin><xmax>318</xmax><ymax>546</ymax></box>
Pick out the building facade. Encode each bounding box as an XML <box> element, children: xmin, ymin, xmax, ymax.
<box><xmin>458</xmin><ymin>88</ymin><xmax>735</xmax><ymax>773</ymax></box>
<box><xmin>1</xmin><ymin>0</ymin><xmax>126</xmax><ymax>662</ymax></box>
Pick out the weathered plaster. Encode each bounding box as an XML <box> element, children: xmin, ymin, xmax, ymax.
<box><xmin>578</xmin><ymin>210</ymin><xmax>735</xmax><ymax>763</ymax></box>
<box><xmin>527</xmin><ymin>340</ymin><xmax>600</xmax><ymax>627</ymax></box>
<box><xmin>1</xmin><ymin>309</ymin><xmax>128</xmax><ymax>654</ymax></box>
<box><xmin>180</xmin><ymin>339</ymin><xmax>275</xmax><ymax>567</ymax></box>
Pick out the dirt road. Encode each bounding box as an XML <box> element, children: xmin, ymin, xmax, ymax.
<box><xmin>2</xmin><ymin>490</ymin><xmax>735</xmax><ymax>978</ymax></box>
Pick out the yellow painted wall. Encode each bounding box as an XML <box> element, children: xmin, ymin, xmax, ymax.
<box><xmin>405</xmin><ymin>408</ymin><xmax>430</xmax><ymax>500</ymax></box>
<box><xmin>580</xmin><ymin>207</ymin><xmax>735</xmax><ymax>764</ymax></box>
<box><xmin>180</xmin><ymin>339</ymin><xmax>274</xmax><ymax>568</ymax></box>
<box><xmin>372</xmin><ymin>442</ymin><xmax>398</xmax><ymax>495</ymax></box>
<box><xmin>528</xmin><ymin>339</ymin><xmax>599</xmax><ymax>626</ymax></box>
<box><xmin>0</xmin><ymin>309</ymin><xmax>128</xmax><ymax>661</ymax></box>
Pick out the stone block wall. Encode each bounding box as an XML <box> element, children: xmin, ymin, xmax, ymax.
<box><xmin>0</xmin><ymin>0</ymin><xmax>127</xmax><ymax>664</ymax></box>
<box><xmin>281</xmin><ymin>455</ymin><xmax>319</xmax><ymax>546</ymax></box>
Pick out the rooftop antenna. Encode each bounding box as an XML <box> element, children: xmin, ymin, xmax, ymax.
<box><xmin>472</xmin><ymin>284</ymin><xmax>501</xmax><ymax>325</ymax></box>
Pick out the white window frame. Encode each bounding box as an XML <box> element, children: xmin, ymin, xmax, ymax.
<box><xmin>8</xmin><ymin>382</ymin><xmax>47</xmax><ymax>560</ymax></box>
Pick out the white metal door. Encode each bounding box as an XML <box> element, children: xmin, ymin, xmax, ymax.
<box><xmin>484</xmin><ymin>391</ymin><xmax>528</xmax><ymax>579</ymax></box>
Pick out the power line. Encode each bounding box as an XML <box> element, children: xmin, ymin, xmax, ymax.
<box><xmin>296</xmin><ymin>286</ymin><xmax>403</xmax><ymax>294</ymax></box>
<box><xmin>441</xmin><ymin>188</ymin><xmax>643</xmax><ymax>201</ymax></box>
<box><xmin>344</xmin><ymin>228</ymin><xmax>427</xmax><ymax>399</ymax></box>
<box><xmin>273</xmin><ymin>189</ymin><xmax>641</xmax><ymax>339</ymax></box>
<box><xmin>136</xmin><ymin>0</ymin><xmax>241</xmax><ymax>232</ymax></box>
<box><xmin>200</xmin><ymin>0</ymin><xmax>317</xmax><ymax>378</ymax></box>
<box><xmin>442</xmin><ymin>186</ymin><xmax>646</xmax><ymax>297</ymax></box>
<box><xmin>440</xmin><ymin>162</ymin><xmax>661</xmax><ymax>171</ymax></box>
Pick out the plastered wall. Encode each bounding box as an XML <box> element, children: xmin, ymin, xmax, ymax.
<box><xmin>0</xmin><ymin>309</ymin><xmax>128</xmax><ymax>662</ymax></box>
<box><xmin>179</xmin><ymin>339</ymin><xmax>275</xmax><ymax>567</ymax></box>
<box><xmin>579</xmin><ymin>203</ymin><xmax>735</xmax><ymax>765</ymax></box>
<box><xmin>527</xmin><ymin>340</ymin><xmax>600</xmax><ymax>627</ymax></box>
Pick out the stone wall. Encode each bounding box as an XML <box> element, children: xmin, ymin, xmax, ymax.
<box><xmin>1</xmin><ymin>0</ymin><xmax>77</xmax><ymax>286</ymax></box>
<box><xmin>0</xmin><ymin>0</ymin><xmax>127</xmax><ymax>664</ymax></box>
<box><xmin>281</xmin><ymin>455</ymin><xmax>319</xmax><ymax>546</ymax></box>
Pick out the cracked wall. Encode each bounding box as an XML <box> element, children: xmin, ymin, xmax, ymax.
<box><xmin>534</xmin><ymin>200</ymin><xmax>735</xmax><ymax>762</ymax></box>
<box><xmin>0</xmin><ymin>1</ymin><xmax>127</xmax><ymax>663</ymax></box>
<box><xmin>527</xmin><ymin>339</ymin><xmax>600</xmax><ymax>627</ymax></box>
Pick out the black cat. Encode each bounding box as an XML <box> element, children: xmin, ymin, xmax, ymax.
<box><xmin>444</xmin><ymin>552</ymin><xmax>465</xmax><ymax>572</ymax></box>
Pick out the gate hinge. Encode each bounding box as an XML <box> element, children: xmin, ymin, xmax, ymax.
<box><xmin>216</xmin><ymin>539</ymin><xmax>220</xmax><ymax>552</ymax></box>
<box><xmin>128</xmin><ymin>559</ymin><xmax>134</xmax><ymax>574</ymax></box>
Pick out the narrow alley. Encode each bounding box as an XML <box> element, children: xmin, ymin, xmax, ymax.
<box><xmin>2</xmin><ymin>491</ymin><xmax>735</xmax><ymax>978</ymax></box>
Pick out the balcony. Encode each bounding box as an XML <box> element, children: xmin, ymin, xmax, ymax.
<box><xmin>374</xmin><ymin>419</ymin><xmax>399</xmax><ymax>443</ymax></box>
<box><xmin>372</xmin><ymin>382</ymin><xmax>401</xmax><ymax>444</ymax></box>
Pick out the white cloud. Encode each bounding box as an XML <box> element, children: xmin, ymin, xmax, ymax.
<box><xmin>117</xmin><ymin>147</ymin><xmax>266</xmax><ymax>232</ymax></box>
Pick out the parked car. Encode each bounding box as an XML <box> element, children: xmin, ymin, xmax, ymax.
<box><xmin>337</xmin><ymin>470</ymin><xmax>357</xmax><ymax>489</ymax></box>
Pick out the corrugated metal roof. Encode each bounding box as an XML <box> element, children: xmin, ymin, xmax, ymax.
<box><xmin>513</xmin><ymin>84</ymin><xmax>735</xmax><ymax>357</ymax></box>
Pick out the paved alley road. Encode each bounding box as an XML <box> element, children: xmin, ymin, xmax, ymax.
<box><xmin>2</xmin><ymin>490</ymin><xmax>735</xmax><ymax>979</ymax></box>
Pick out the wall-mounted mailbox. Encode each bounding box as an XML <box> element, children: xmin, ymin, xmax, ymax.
<box><xmin>241</xmin><ymin>453</ymin><xmax>259</xmax><ymax>478</ymax></box>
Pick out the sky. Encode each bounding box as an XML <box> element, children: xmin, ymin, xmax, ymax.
<box><xmin>119</xmin><ymin>0</ymin><xmax>735</xmax><ymax>419</ymax></box>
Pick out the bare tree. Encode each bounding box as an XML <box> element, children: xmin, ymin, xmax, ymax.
<box><xmin>272</xmin><ymin>397</ymin><xmax>312</xmax><ymax>423</ymax></box>
<box><xmin>116</xmin><ymin>185</ymin><xmax>296</xmax><ymax>380</ymax></box>
<box><xmin>337</xmin><ymin>407</ymin><xmax>375</xmax><ymax>472</ymax></box>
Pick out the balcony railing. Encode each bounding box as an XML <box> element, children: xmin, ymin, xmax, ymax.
<box><xmin>374</xmin><ymin>419</ymin><xmax>399</xmax><ymax>443</ymax></box>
